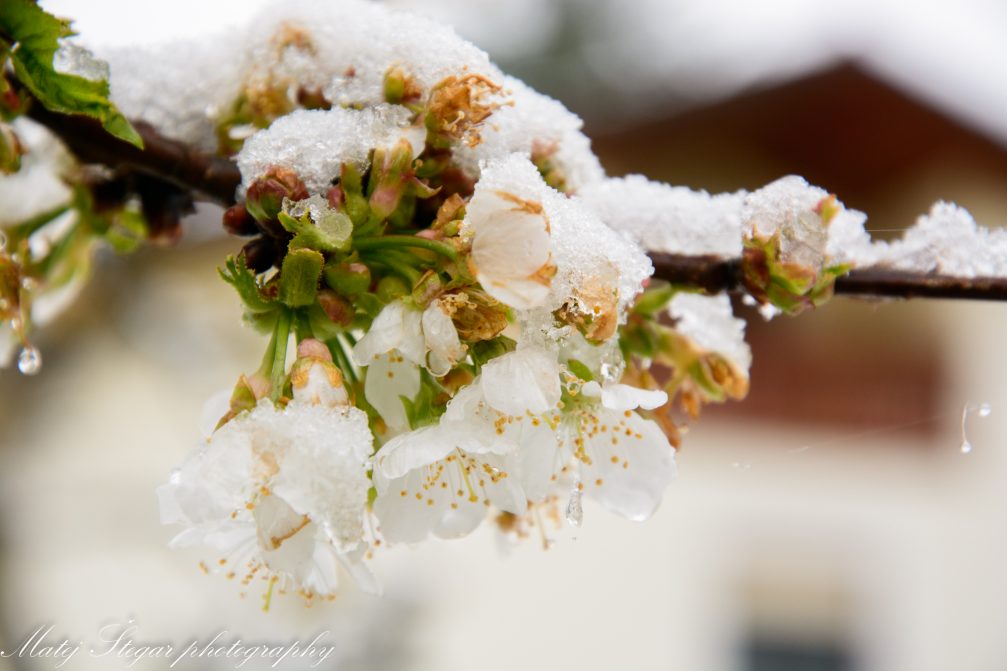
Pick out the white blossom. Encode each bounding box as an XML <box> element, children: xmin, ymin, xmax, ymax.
<box><xmin>158</xmin><ymin>360</ymin><xmax>377</xmax><ymax>596</ymax></box>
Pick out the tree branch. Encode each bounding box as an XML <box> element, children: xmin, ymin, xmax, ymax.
<box><xmin>650</xmin><ymin>253</ymin><xmax>1007</xmax><ymax>302</ymax></box>
<box><xmin>27</xmin><ymin>103</ymin><xmax>241</xmax><ymax>205</ymax></box>
<box><xmin>25</xmin><ymin>107</ymin><xmax>1007</xmax><ymax>302</ymax></box>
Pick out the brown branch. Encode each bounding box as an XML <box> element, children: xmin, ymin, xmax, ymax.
<box><xmin>649</xmin><ymin>252</ymin><xmax>1007</xmax><ymax>302</ymax></box>
<box><xmin>26</xmin><ymin>104</ymin><xmax>241</xmax><ymax>205</ymax></box>
<box><xmin>23</xmin><ymin>107</ymin><xmax>1007</xmax><ymax>302</ymax></box>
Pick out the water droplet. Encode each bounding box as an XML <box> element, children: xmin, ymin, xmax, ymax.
<box><xmin>959</xmin><ymin>402</ymin><xmax>989</xmax><ymax>455</ymax></box>
<box><xmin>565</xmin><ymin>486</ymin><xmax>583</xmax><ymax>528</ymax></box>
<box><xmin>20</xmin><ymin>277</ymin><xmax>38</xmax><ymax>292</ymax></box>
<box><xmin>17</xmin><ymin>346</ymin><xmax>41</xmax><ymax>375</ymax></box>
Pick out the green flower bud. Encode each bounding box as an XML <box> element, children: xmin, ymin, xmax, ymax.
<box><xmin>324</xmin><ymin>260</ymin><xmax>371</xmax><ymax>296</ymax></box>
<box><xmin>376</xmin><ymin>275</ymin><xmax>409</xmax><ymax>303</ymax></box>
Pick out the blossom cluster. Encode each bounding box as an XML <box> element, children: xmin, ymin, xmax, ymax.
<box><xmin>2</xmin><ymin>0</ymin><xmax>1006</xmax><ymax>605</ymax></box>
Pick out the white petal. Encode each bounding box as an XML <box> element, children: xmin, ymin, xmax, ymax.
<box><xmin>471</xmin><ymin>205</ymin><xmax>551</xmax><ymax>279</ymax></box>
<box><xmin>577</xmin><ymin>410</ymin><xmax>676</xmax><ymax>521</ymax></box>
<box><xmin>476</xmin><ymin>273</ymin><xmax>551</xmax><ymax>310</ymax></box>
<box><xmin>363</xmin><ymin>352</ymin><xmax>420</xmax><ymax>433</ymax></box>
<box><xmin>512</xmin><ymin>420</ymin><xmax>565</xmax><ymax>503</ymax></box>
<box><xmin>375</xmin><ymin>425</ymin><xmax>457</xmax><ymax>481</ymax></box>
<box><xmin>600</xmin><ymin>384</ymin><xmax>668</xmax><ymax>411</ymax></box>
<box><xmin>270</xmin><ymin>404</ymin><xmax>373</xmax><ymax>549</ymax></box>
<box><xmin>422</xmin><ymin>299</ymin><xmax>465</xmax><ymax>376</ymax></box>
<box><xmin>353</xmin><ymin>300</ymin><xmax>407</xmax><ymax>364</ymax></box>
<box><xmin>480</xmin><ymin>348</ymin><xmax>561</xmax><ymax>415</ymax></box>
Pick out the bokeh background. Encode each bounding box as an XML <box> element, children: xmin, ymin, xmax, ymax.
<box><xmin>2</xmin><ymin>0</ymin><xmax>1006</xmax><ymax>669</ymax></box>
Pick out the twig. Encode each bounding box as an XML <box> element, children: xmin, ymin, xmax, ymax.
<box><xmin>24</xmin><ymin>107</ymin><xmax>1007</xmax><ymax>302</ymax></box>
<box><xmin>27</xmin><ymin>103</ymin><xmax>241</xmax><ymax>205</ymax></box>
<box><xmin>649</xmin><ymin>253</ymin><xmax>1007</xmax><ymax>302</ymax></box>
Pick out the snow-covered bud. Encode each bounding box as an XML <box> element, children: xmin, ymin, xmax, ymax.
<box><xmin>741</xmin><ymin>176</ymin><xmax>851</xmax><ymax>315</ymax></box>
<box><xmin>383</xmin><ymin>65</ymin><xmax>422</xmax><ymax>106</ymax></box>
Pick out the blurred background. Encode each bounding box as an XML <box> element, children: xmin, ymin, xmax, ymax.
<box><xmin>2</xmin><ymin>0</ymin><xmax>1006</xmax><ymax>669</ymax></box>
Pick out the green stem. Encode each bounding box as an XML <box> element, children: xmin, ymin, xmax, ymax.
<box><xmin>354</xmin><ymin>235</ymin><xmax>458</xmax><ymax>260</ymax></box>
<box><xmin>362</xmin><ymin>253</ymin><xmax>422</xmax><ymax>285</ymax></box>
<box><xmin>269</xmin><ymin>309</ymin><xmax>292</xmax><ymax>402</ymax></box>
<box><xmin>328</xmin><ymin>334</ymin><xmax>358</xmax><ymax>384</ymax></box>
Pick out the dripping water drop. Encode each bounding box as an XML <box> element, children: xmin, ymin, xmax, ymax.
<box><xmin>978</xmin><ymin>402</ymin><xmax>992</xmax><ymax>418</ymax></box>
<box><xmin>17</xmin><ymin>345</ymin><xmax>41</xmax><ymax>375</ymax></box>
<box><xmin>960</xmin><ymin>440</ymin><xmax>973</xmax><ymax>455</ymax></box>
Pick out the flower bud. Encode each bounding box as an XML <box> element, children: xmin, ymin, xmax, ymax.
<box><xmin>240</xmin><ymin>236</ymin><xmax>281</xmax><ymax>273</ymax></box>
<box><xmin>317</xmin><ymin>289</ymin><xmax>354</xmax><ymax>327</ymax></box>
<box><xmin>324</xmin><ymin>260</ymin><xmax>371</xmax><ymax>296</ymax></box>
<box><xmin>245</xmin><ymin>167</ymin><xmax>309</xmax><ymax>223</ymax></box>
<box><xmin>376</xmin><ymin>275</ymin><xmax>409</xmax><ymax>303</ymax></box>
<box><xmin>222</xmin><ymin>204</ymin><xmax>259</xmax><ymax>236</ymax></box>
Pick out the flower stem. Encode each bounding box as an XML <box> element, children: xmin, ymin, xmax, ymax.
<box><xmin>354</xmin><ymin>235</ymin><xmax>458</xmax><ymax>260</ymax></box>
<box><xmin>269</xmin><ymin>309</ymin><xmax>292</xmax><ymax>402</ymax></box>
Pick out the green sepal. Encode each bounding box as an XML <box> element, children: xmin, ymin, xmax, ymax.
<box><xmin>632</xmin><ymin>282</ymin><xmax>675</xmax><ymax>316</ymax></box>
<box><xmin>278</xmin><ymin>248</ymin><xmax>324</xmax><ymax>308</ymax></box>
<box><xmin>278</xmin><ymin>206</ymin><xmax>352</xmax><ymax>253</ymax></box>
<box><xmin>566</xmin><ymin>358</ymin><xmax>594</xmax><ymax>382</ymax></box>
<box><xmin>469</xmin><ymin>335</ymin><xmax>516</xmax><ymax>368</ymax></box>
<box><xmin>401</xmin><ymin>369</ymin><xmax>447</xmax><ymax>430</ymax></box>
<box><xmin>340</xmin><ymin>163</ymin><xmax>370</xmax><ymax>228</ymax></box>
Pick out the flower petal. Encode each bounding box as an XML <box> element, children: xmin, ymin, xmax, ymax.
<box><xmin>480</xmin><ymin>348</ymin><xmax>561</xmax><ymax>416</ymax></box>
<box><xmin>422</xmin><ymin>299</ymin><xmax>466</xmax><ymax>376</ymax></box>
<box><xmin>577</xmin><ymin>410</ymin><xmax>676</xmax><ymax>521</ymax></box>
<box><xmin>363</xmin><ymin>352</ymin><xmax>420</xmax><ymax>433</ymax></box>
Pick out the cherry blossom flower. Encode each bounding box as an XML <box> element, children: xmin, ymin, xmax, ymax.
<box><xmin>158</xmin><ymin>354</ymin><xmax>377</xmax><ymax>597</ymax></box>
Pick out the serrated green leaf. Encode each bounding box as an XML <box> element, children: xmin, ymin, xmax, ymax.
<box><xmin>219</xmin><ymin>255</ymin><xmax>275</xmax><ymax>313</ymax></box>
<box><xmin>0</xmin><ymin>0</ymin><xmax>142</xmax><ymax>147</ymax></box>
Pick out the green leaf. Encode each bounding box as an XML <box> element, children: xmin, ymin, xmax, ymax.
<box><xmin>632</xmin><ymin>282</ymin><xmax>675</xmax><ymax>316</ymax></box>
<box><xmin>219</xmin><ymin>255</ymin><xmax>275</xmax><ymax>313</ymax></box>
<box><xmin>0</xmin><ymin>0</ymin><xmax>143</xmax><ymax>147</ymax></box>
<box><xmin>278</xmin><ymin>248</ymin><xmax>324</xmax><ymax>308</ymax></box>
